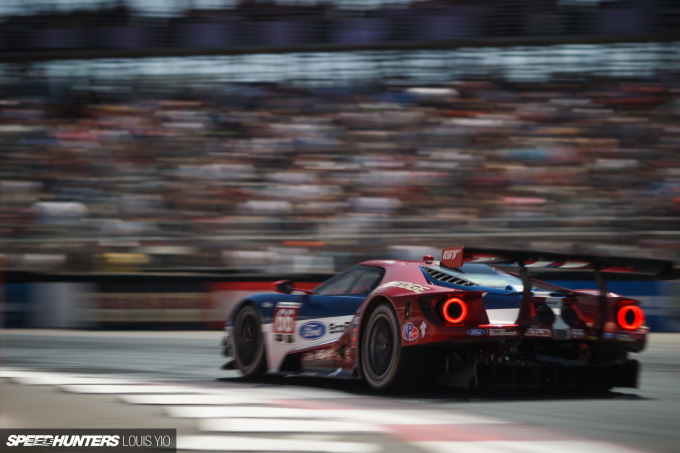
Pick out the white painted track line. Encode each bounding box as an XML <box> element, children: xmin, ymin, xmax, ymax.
<box><xmin>1</xmin><ymin>369</ymin><xmax>56</xmax><ymax>378</ymax></box>
<box><xmin>12</xmin><ymin>375</ymin><xmax>139</xmax><ymax>385</ymax></box>
<box><xmin>412</xmin><ymin>441</ymin><xmax>647</xmax><ymax>453</ymax></box>
<box><xmin>120</xmin><ymin>388</ymin><xmax>345</xmax><ymax>399</ymax></box>
<box><xmin>218</xmin><ymin>387</ymin><xmax>347</xmax><ymax>399</ymax></box>
<box><xmin>167</xmin><ymin>406</ymin><xmax>328</xmax><ymax>419</ymax></box>
<box><xmin>61</xmin><ymin>384</ymin><xmax>350</xmax><ymax>396</ymax></box>
<box><xmin>200</xmin><ymin>418</ymin><xmax>386</xmax><ymax>434</ymax></box>
<box><xmin>59</xmin><ymin>384</ymin><xmax>214</xmax><ymax>394</ymax></box>
<box><xmin>1</xmin><ymin>369</ymin><xmax>141</xmax><ymax>385</ymax></box>
<box><xmin>166</xmin><ymin>406</ymin><xmax>510</xmax><ymax>425</ymax></box>
<box><xmin>119</xmin><ymin>394</ymin><xmax>275</xmax><ymax>405</ymax></box>
<box><xmin>177</xmin><ymin>435</ymin><xmax>382</xmax><ymax>453</ymax></box>
<box><xmin>2</xmin><ymin>368</ymin><xmax>344</xmax><ymax>397</ymax></box>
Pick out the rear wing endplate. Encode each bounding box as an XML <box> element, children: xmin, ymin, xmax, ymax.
<box><xmin>441</xmin><ymin>246</ymin><xmax>675</xmax><ymax>333</ymax></box>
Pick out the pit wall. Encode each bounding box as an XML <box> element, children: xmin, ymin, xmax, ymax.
<box><xmin>1</xmin><ymin>272</ymin><xmax>326</xmax><ymax>329</ymax></box>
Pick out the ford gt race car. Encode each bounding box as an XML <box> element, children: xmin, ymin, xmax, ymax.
<box><xmin>221</xmin><ymin>247</ymin><xmax>674</xmax><ymax>391</ymax></box>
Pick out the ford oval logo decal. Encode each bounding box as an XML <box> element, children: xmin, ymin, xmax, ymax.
<box><xmin>467</xmin><ymin>329</ymin><xmax>486</xmax><ymax>336</ymax></box>
<box><xmin>299</xmin><ymin>321</ymin><xmax>326</xmax><ymax>340</ymax></box>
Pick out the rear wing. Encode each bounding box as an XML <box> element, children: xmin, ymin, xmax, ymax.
<box><xmin>441</xmin><ymin>246</ymin><xmax>676</xmax><ymax>333</ymax></box>
<box><xmin>441</xmin><ymin>246</ymin><xmax>674</xmax><ymax>277</ymax></box>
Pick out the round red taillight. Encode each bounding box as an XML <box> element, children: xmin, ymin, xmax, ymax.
<box><xmin>617</xmin><ymin>305</ymin><xmax>644</xmax><ymax>331</ymax></box>
<box><xmin>442</xmin><ymin>297</ymin><xmax>468</xmax><ymax>324</ymax></box>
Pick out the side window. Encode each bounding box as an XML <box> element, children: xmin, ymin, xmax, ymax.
<box><xmin>314</xmin><ymin>265</ymin><xmax>385</xmax><ymax>296</ymax></box>
<box><xmin>348</xmin><ymin>267</ymin><xmax>385</xmax><ymax>295</ymax></box>
<box><xmin>315</xmin><ymin>268</ymin><xmax>363</xmax><ymax>296</ymax></box>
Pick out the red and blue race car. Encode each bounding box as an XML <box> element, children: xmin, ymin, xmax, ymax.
<box><xmin>222</xmin><ymin>247</ymin><xmax>673</xmax><ymax>391</ymax></box>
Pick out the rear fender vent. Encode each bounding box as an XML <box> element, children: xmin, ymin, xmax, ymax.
<box><xmin>422</xmin><ymin>267</ymin><xmax>477</xmax><ymax>287</ymax></box>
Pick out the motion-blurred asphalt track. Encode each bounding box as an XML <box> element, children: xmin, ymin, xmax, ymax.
<box><xmin>2</xmin><ymin>330</ymin><xmax>680</xmax><ymax>453</ymax></box>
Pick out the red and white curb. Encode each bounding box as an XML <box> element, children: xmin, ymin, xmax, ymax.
<box><xmin>1</xmin><ymin>368</ymin><xmax>649</xmax><ymax>453</ymax></box>
<box><xmin>174</xmin><ymin>435</ymin><xmax>380</xmax><ymax>453</ymax></box>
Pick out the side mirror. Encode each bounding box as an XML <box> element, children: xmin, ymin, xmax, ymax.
<box><xmin>272</xmin><ymin>280</ymin><xmax>315</xmax><ymax>295</ymax></box>
<box><xmin>273</xmin><ymin>280</ymin><xmax>294</xmax><ymax>294</ymax></box>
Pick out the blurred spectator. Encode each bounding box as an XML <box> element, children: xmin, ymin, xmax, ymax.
<box><xmin>1</xmin><ymin>73</ymin><xmax>680</xmax><ymax>273</ymax></box>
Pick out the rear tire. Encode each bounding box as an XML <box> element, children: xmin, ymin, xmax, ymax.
<box><xmin>361</xmin><ymin>303</ymin><xmax>404</xmax><ymax>391</ymax></box>
<box><xmin>232</xmin><ymin>305</ymin><xmax>266</xmax><ymax>378</ymax></box>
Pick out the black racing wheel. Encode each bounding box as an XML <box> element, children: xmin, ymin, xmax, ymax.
<box><xmin>232</xmin><ymin>304</ymin><xmax>266</xmax><ymax>378</ymax></box>
<box><xmin>361</xmin><ymin>303</ymin><xmax>403</xmax><ymax>391</ymax></box>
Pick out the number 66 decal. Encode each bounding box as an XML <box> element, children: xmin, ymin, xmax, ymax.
<box><xmin>273</xmin><ymin>302</ymin><xmax>302</xmax><ymax>334</ymax></box>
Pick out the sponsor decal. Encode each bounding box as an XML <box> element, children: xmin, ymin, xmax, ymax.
<box><xmin>442</xmin><ymin>247</ymin><xmax>464</xmax><ymax>268</ymax></box>
<box><xmin>616</xmin><ymin>333</ymin><xmax>636</xmax><ymax>342</ymax></box>
<box><xmin>299</xmin><ymin>321</ymin><xmax>326</xmax><ymax>340</ymax></box>
<box><xmin>286</xmin><ymin>334</ymin><xmax>295</xmax><ymax>343</ymax></box>
<box><xmin>443</xmin><ymin>250</ymin><xmax>460</xmax><ymax>260</ymax></box>
<box><xmin>302</xmin><ymin>349</ymin><xmax>335</xmax><ymax>362</ymax></box>
<box><xmin>329</xmin><ymin>322</ymin><xmax>350</xmax><ymax>334</ymax></box>
<box><xmin>602</xmin><ymin>332</ymin><xmax>616</xmax><ymax>340</ymax></box>
<box><xmin>273</xmin><ymin>302</ymin><xmax>301</xmax><ymax>334</ymax></box>
<box><xmin>274</xmin><ymin>333</ymin><xmax>283</xmax><ymax>343</ymax></box>
<box><xmin>467</xmin><ymin>329</ymin><xmax>486</xmax><ymax>336</ymax></box>
<box><xmin>402</xmin><ymin>322</ymin><xmax>419</xmax><ymax>341</ymax></box>
<box><xmin>420</xmin><ymin>321</ymin><xmax>427</xmax><ymax>338</ymax></box>
<box><xmin>1</xmin><ymin>429</ymin><xmax>175</xmax><ymax>452</ymax></box>
<box><xmin>526</xmin><ymin>328</ymin><xmax>552</xmax><ymax>338</ymax></box>
<box><xmin>378</xmin><ymin>281</ymin><xmax>431</xmax><ymax>294</ymax></box>
<box><xmin>275</xmin><ymin>302</ymin><xmax>303</xmax><ymax>308</ymax></box>
<box><xmin>489</xmin><ymin>328</ymin><xmax>518</xmax><ymax>337</ymax></box>
<box><xmin>351</xmin><ymin>316</ymin><xmax>360</xmax><ymax>349</ymax></box>
<box><xmin>571</xmin><ymin>328</ymin><xmax>586</xmax><ymax>339</ymax></box>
